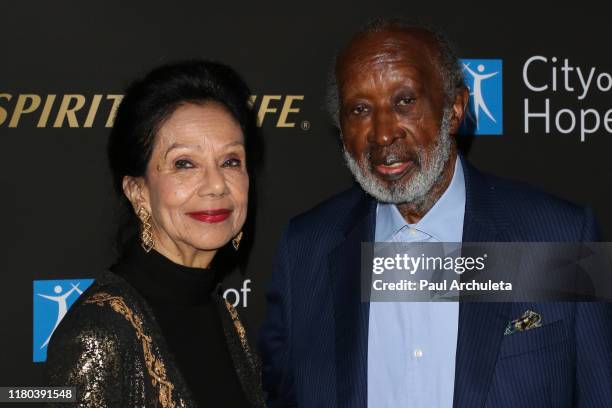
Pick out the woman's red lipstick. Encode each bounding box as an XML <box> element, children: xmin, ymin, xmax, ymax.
<box><xmin>186</xmin><ymin>209</ymin><xmax>232</xmax><ymax>223</ymax></box>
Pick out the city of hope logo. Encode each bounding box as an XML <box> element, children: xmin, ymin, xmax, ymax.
<box><xmin>33</xmin><ymin>278</ymin><xmax>94</xmax><ymax>362</ymax></box>
<box><xmin>459</xmin><ymin>59</ymin><xmax>503</xmax><ymax>135</ymax></box>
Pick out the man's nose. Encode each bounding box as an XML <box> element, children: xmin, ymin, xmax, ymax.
<box><xmin>197</xmin><ymin>166</ymin><xmax>228</xmax><ymax>197</ymax></box>
<box><xmin>367</xmin><ymin>108</ymin><xmax>404</xmax><ymax>146</ymax></box>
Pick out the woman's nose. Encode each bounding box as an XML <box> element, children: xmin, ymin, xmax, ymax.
<box><xmin>197</xmin><ymin>166</ymin><xmax>228</xmax><ymax>197</ymax></box>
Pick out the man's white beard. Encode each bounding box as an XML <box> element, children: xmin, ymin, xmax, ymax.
<box><xmin>342</xmin><ymin>108</ymin><xmax>454</xmax><ymax>205</ymax></box>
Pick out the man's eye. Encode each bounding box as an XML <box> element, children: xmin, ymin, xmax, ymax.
<box><xmin>351</xmin><ymin>105</ymin><xmax>369</xmax><ymax>115</ymax></box>
<box><xmin>397</xmin><ymin>97</ymin><xmax>415</xmax><ymax>106</ymax></box>
<box><xmin>175</xmin><ymin>159</ymin><xmax>194</xmax><ymax>169</ymax></box>
<box><xmin>222</xmin><ymin>158</ymin><xmax>242</xmax><ymax>168</ymax></box>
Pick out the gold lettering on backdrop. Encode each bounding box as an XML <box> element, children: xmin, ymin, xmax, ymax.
<box><xmin>9</xmin><ymin>94</ymin><xmax>41</xmax><ymax>127</ymax></box>
<box><xmin>84</xmin><ymin>94</ymin><xmax>103</xmax><ymax>128</ymax></box>
<box><xmin>247</xmin><ymin>95</ymin><xmax>256</xmax><ymax>108</ymax></box>
<box><xmin>105</xmin><ymin>95</ymin><xmax>123</xmax><ymax>127</ymax></box>
<box><xmin>0</xmin><ymin>94</ymin><xmax>303</xmax><ymax>128</ymax></box>
<box><xmin>0</xmin><ymin>93</ymin><xmax>12</xmax><ymax>125</ymax></box>
<box><xmin>256</xmin><ymin>95</ymin><xmax>282</xmax><ymax>127</ymax></box>
<box><xmin>53</xmin><ymin>95</ymin><xmax>86</xmax><ymax>127</ymax></box>
<box><xmin>37</xmin><ymin>95</ymin><xmax>57</xmax><ymax>128</ymax></box>
<box><xmin>277</xmin><ymin>95</ymin><xmax>304</xmax><ymax>127</ymax></box>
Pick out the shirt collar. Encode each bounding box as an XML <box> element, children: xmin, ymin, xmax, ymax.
<box><xmin>110</xmin><ymin>238</ymin><xmax>221</xmax><ymax>306</ymax></box>
<box><xmin>376</xmin><ymin>154</ymin><xmax>466</xmax><ymax>242</ymax></box>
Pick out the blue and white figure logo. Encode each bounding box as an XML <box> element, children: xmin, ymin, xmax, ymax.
<box><xmin>33</xmin><ymin>278</ymin><xmax>94</xmax><ymax>362</ymax></box>
<box><xmin>459</xmin><ymin>59</ymin><xmax>503</xmax><ymax>135</ymax></box>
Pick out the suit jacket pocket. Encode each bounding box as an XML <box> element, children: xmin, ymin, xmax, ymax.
<box><xmin>499</xmin><ymin>319</ymin><xmax>569</xmax><ymax>359</ymax></box>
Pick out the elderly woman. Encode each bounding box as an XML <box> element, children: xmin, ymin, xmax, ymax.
<box><xmin>45</xmin><ymin>60</ymin><xmax>265</xmax><ymax>407</ymax></box>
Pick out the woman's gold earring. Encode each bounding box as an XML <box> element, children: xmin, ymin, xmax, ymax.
<box><xmin>137</xmin><ymin>206</ymin><xmax>155</xmax><ymax>253</ymax></box>
<box><xmin>232</xmin><ymin>231</ymin><xmax>243</xmax><ymax>251</ymax></box>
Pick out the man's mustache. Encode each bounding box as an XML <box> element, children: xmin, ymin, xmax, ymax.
<box><xmin>366</xmin><ymin>145</ymin><xmax>422</xmax><ymax>168</ymax></box>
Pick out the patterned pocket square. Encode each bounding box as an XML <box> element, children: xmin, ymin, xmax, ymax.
<box><xmin>504</xmin><ymin>310</ymin><xmax>543</xmax><ymax>335</ymax></box>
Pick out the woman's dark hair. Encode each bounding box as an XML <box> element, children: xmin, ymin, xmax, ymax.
<box><xmin>107</xmin><ymin>60</ymin><xmax>261</xmax><ymax>272</ymax></box>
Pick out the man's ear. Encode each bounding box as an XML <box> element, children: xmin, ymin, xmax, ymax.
<box><xmin>449</xmin><ymin>87</ymin><xmax>470</xmax><ymax>134</ymax></box>
<box><xmin>122</xmin><ymin>176</ymin><xmax>149</xmax><ymax>214</ymax></box>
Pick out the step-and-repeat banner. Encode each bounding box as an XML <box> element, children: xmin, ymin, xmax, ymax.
<box><xmin>2</xmin><ymin>2</ymin><xmax>610</xmax><ymax>386</ymax></box>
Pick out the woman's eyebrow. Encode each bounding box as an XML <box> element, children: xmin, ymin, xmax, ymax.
<box><xmin>164</xmin><ymin>143</ymin><xmax>200</xmax><ymax>159</ymax></box>
<box><xmin>164</xmin><ymin>139</ymin><xmax>244</xmax><ymax>159</ymax></box>
<box><xmin>224</xmin><ymin>140</ymin><xmax>245</xmax><ymax>148</ymax></box>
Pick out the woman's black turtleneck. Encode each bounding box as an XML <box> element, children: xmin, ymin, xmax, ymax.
<box><xmin>109</xmin><ymin>240</ymin><xmax>249</xmax><ymax>407</ymax></box>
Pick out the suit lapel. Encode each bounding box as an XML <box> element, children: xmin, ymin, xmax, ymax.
<box><xmin>327</xmin><ymin>161</ymin><xmax>515</xmax><ymax>408</ymax></box>
<box><xmin>453</xmin><ymin>158</ymin><xmax>513</xmax><ymax>408</ymax></box>
<box><xmin>328</xmin><ymin>189</ymin><xmax>376</xmax><ymax>408</ymax></box>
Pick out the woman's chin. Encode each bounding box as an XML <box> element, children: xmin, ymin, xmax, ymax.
<box><xmin>186</xmin><ymin>236</ymin><xmax>233</xmax><ymax>253</ymax></box>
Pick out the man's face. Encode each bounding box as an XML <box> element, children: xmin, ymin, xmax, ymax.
<box><xmin>337</xmin><ymin>29</ymin><xmax>457</xmax><ymax>204</ymax></box>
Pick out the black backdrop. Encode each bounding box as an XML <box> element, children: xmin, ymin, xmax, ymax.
<box><xmin>2</xmin><ymin>0</ymin><xmax>611</xmax><ymax>390</ymax></box>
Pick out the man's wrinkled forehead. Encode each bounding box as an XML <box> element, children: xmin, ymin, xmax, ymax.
<box><xmin>336</xmin><ymin>28</ymin><xmax>439</xmax><ymax>82</ymax></box>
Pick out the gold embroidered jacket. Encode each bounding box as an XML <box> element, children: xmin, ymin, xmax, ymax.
<box><xmin>44</xmin><ymin>270</ymin><xmax>266</xmax><ymax>408</ymax></box>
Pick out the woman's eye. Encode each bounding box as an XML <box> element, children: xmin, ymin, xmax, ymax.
<box><xmin>222</xmin><ymin>158</ymin><xmax>242</xmax><ymax>168</ymax></box>
<box><xmin>174</xmin><ymin>159</ymin><xmax>194</xmax><ymax>169</ymax></box>
<box><xmin>397</xmin><ymin>97</ymin><xmax>415</xmax><ymax>106</ymax></box>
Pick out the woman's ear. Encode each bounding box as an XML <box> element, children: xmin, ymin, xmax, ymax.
<box><xmin>122</xmin><ymin>175</ymin><xmax>149</xmax><ymax>214</ymax></box>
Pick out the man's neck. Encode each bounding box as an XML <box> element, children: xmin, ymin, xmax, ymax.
<box><xmin>396</xmin><ymin>151</ymin><xmax>458</xmax><ymax>225</ymax></box>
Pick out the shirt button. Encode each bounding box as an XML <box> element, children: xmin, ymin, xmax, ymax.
<box><xmin>414</xmin><ymin>348</ymin><xmax>423</xmax><ymax>358</ymax></box>
<box><xmin>409</xmin><ymin>228</ymin><xmax>417</xmax><ymax>236</ymax></box>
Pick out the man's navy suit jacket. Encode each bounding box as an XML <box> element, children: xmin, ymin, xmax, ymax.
<box><xmin>258</xmin><ymin>158</ymin><xmax>612</xmax><ymax>407</ymax></box>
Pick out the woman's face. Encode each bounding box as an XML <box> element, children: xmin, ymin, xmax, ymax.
<box><xmin>126</xmin><ymin>102</ymin><xmax>248</xmax><ymax>264</ymax></box>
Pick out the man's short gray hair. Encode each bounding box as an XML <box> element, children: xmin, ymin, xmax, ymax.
<box><xmin>326</xmin><ymin>18</ymin><xmax>465</xmax><ymax>128</ymax></box>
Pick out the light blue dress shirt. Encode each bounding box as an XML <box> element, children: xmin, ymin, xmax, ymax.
<box><xmin>368</xmin><ymin>155</ymin><xmax>466</xmax><ymax>408</ymax></box>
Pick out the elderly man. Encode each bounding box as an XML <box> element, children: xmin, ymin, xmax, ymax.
<box><xmin>258</xmin><ymin>19</ymin><xmax>612</xmax><ymax>407</ymax></box>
